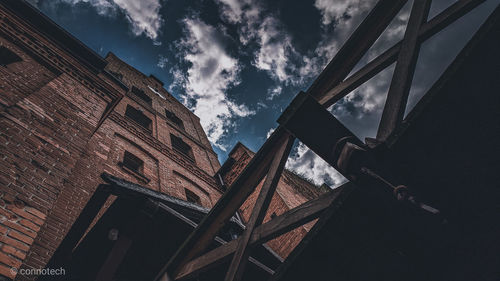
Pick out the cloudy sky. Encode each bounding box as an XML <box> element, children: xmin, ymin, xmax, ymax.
<box><xmin>29</xmin><ymin>0</ymin><xmax>499</xmax><ymax>187</ymax></box>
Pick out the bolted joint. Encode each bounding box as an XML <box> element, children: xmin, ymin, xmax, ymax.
<box><xmin>333</xmin><ymin>137</ymin><xmax>373</xmax><ymax>178</ymax></box>
<box><xmin>393</xmin><ymin>185</ymin><xmax>409</xmax><ymax>201</ymax></box>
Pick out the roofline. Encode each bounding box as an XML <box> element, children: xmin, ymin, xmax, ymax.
<box><xmin>149</xmin><ymin>74</ymin><xmax>164</xmax><ymax>86</ymax></box>
<box><xmin>1</xmin><ymin>0</ymin><xmax>108</xmax><ymax>73</ymax></box>
<box><xmin>229</xmin><ymin>141</ymin><xmax>255</xmax><ymax>157</ymax></box>
<box><xmin>101</xmin><ymin>172</ymin><xmax>246</xmax><ymax>229</ymax></box>
<box><xmin>215</xmin><ymin>142</ymin><xmax>252</xmax><ymax>177</ymax></box>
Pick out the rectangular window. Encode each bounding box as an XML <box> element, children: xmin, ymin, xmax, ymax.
<box><xmin>125</xmin><ymin>105</ymin><xmax>152</xmax><ymax>131</ymax></box>
<box><xmin>131</xmin><ymin>86</ymin><xmax>152</xmax><ymax>105</ymax></box>
<box><xmin>185</xmin><ymin>189</ymin><xmax>201</xmax><ymax>205</ymax></box>
<box><xmin>165</xmin><ymin>109</ymin><xmax>184</xmax><ymax>130</ymax></box>
<box><xmin>122</xmin><ymin>151</ymin><xmax>144</xmax><ymax>173</ymax></box>
<box><xmin>0</xmin><ymin>46</ymin><xmax>22</xmax><ymax>67</ymax></box>
<box><xmin>171</xmin><ymin>134</ymin><xmax>194</xmax><ymax>161</ymax></box>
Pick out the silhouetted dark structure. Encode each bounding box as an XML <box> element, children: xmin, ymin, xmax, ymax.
<box><xmin>1</xmin><ymin>0</ymin><xmax>499</xmax><ymax>281</ymax></box>
<box><xmin>161</xmin><ymin>1</ymin><xmax>500</xmax><ymax>281</ymax></box>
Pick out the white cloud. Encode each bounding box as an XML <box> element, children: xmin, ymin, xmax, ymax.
<box><xmin>211</xmin><ymin>0</ymin><xmax>380</xmax><ymax>183</ymax></box>
<box><xmin>334</xmin><ymin>64</ymin><xmax>395</xmax><ymax>119</ymax></box>
<box><xmin>215</xmin><ymin>0</ymin><xmax>261</xmax><ymax>44</ymax></box>
<box><xmin>314</xmin><ymin>0</ymin><xmax>375</xmax><ymax>26</ymax></box>
<box><xmin>253</xmin><ymin>17</ymin><xmax>298</xmax><ymax>84</ymax></box>
<box><xmin>175</xmin><ymin>16</ymin><xmax>255</xmax><ymax>150</ymax></box>
<box><xmin>215</xmin><ymin>0</ymin><xmax>301</xmax><ymax>95</ymax></box>
<box><xmin>53</xmin><ymin>0</ymin><xmax>163</xmax><ymax>40</ymax></box>
<box><xmin>266</xmin><ymin>127</ymin><xmax>275</xmax><ymax>138</ymax></box>
<box><xmin>257</xmin><ymin>101</ymin><xmax>268</xmax><ymax>109</ymax></box>
<box><xmin>213</xmin><ymin>0</ymin><xmax>379</xmax><ymax>94</ymax></box>
<box><xmin>297</xmin><ymin>0</ymin><xmax>378</xmax><ymax>81</ymax></box>
<box><xmin>215</xmin><ymin>0</ymin><xmax>246</xmax><ymax>23</ymax></box>
<box><xmin>267</xmin><ymin>85</ymin><xmax>282</xmax><ymax>100</ymax></box>
<box><xmin>286</xmin><ymin>143</ymin><xmax>347</xmax><ymax>187</ymax></box>
<box><xmin>113</xmin><ymin>0</ymin><xmax>163</xmax><ymax>40</ymax></box>
<box><xmin>157</xmin><ymin>54</ymin><xmax>168</xmax><ymax>68</ymax></box>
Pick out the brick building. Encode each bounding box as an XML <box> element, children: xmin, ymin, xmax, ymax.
<box><xmin>217</xmin><ymin>143</ymin><xmax>328</xmax><ymax>258</ymax></box>
<box><xmin>0</xmin><ymin>1</ymin><xmax>325</xmax><ymax>280</ymax></box>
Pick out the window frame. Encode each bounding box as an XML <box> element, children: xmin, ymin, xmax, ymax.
<box><xmin>184</xmin><ymin>188</ymin><xmax>201</xmax><ymax>205</ymax></box>
<box><xmin>125</xmin><ymin>105</ymin><xmax>153</xmax><ymax>132</ymax></box>
<box><xmin>165</xmin><ymin>109</ymin><xmax>185</xmax><ymax>130</ymax></box>
<box><xmin>118</xmin><ymin>150</ymin><xmax>150</xmax><ymax>183</ymax></box>
<box><xmin>170</xmin><ymin>134</ymin><xmax>195</xmax><ymax>162</ymax></box>
<box><xmin>122</xmin><ymin>151</ymin><xmax>144</xmax><ymax>173</ymax></box>
<box><xmin>131</xmin><ymin>86</ymin><xmax>152</xmax><ymax>105</ymax></box>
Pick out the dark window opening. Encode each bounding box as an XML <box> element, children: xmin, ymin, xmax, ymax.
<box><xmin>125</xmin><ymin>105</ymin><xmax>152</xmax><ymax>131</ymax></box>
<box><xmin>0</xmin><ymin>46</ymin><xmax>22</xmax><ymax>67</ymax></box>
<box><xmin>119</xmin><ymin>151</ymin><xmax>150</xmax><ymax>183</ymax></box>
<box><xmin>171</xmin><ymin>134</ymin><xmax>194</xmax><ymax>161</ymax></box>
<box><xmin>109</xmin><ymin>71</ymin><xmax>123</xmax><ymax>81</ymax></box>
<box><xmin>131</xmin><ymin>86</ymin><xmax>152</xmax><ymax>105</ymax></box>
<box><xmin>122</xmin><ymin>151</ymin><xmax>144</xmax><ymax>173</ymax></box>
<box><xmin>185</xmin><ymin>189</ymin><xmax>201</xmax><ymax>205</ymax></box>
<box><xmin>165</xmin><ymin>109</ymin><xmax>184</xmax><ymax>130</ymax></box>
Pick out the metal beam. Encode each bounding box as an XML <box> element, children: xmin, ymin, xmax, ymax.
<box><xmin>225</xmin><ymin>136</ymin><xmax>295</xmax><ymax>281</ymax></box>
<box><xmin>278</xmin><ymin>91</ymin><xmax>362</xmax><ymax>170</ymax></box>
<box><xmin>162</xmin><ymin>0</ymin><xmax>489</xmax><ymax>280</ymax></box>
<box><xmin>157</xmin><ymin>1</ymin><xmax>408</xmax><ymax>279</ymax></box>
<box><xmin>318</xmin><ymin>0</ymin><xmax>486</xmax><ymax>108</ymax></box>
<box><xmin>157</xmin><ymin>129</ymin><xmax>292</xmax><ymax>280</ymax></box>
<box><xmin>307</xmin><ymin>0</ymin><xmax>408</xmax><ymax>99</ymax></box>
<box><xmin>377</xmin><ymin>0</ymin><xmax>432</xmax><ymax>140</ymax></box>
<box><xmin>175</xmin><ymin>186</ymin><xmax>345</xmax><ymax>280</ymax></box>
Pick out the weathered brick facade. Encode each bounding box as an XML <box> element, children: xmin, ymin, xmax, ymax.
<box><xmin>0</xmin><ymin>2</ymin><xmax>223</xmax><ymax>280</ymax></box>
<box><xmin>0</xmin><ymin>1</ymin><xmax>328</xmax><ymax>279</ymax></box>
<box><xmin>219</xmin><ymin>143</ymin><xmax>328</xmax><ymax>259</ymax></box>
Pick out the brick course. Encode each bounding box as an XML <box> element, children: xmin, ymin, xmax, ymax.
<box><xmin>220</xmin><ymin>143</ymin><xmax>326</xmax><ymax>258</ymax></box>
<box><xmin>0</xmin><ymin>3</ymin><xmax>222</xmax><ymax>280</ymax></box>
<box><xmin>0</xmin><ymin>2</ymin><xmax>326</xmax><ymax>279</ymax></box>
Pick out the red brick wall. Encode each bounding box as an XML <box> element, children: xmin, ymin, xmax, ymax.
<box><xmin>222</xmin><ymin>143</ymin><xmax>324</xmax><ymax>258</ymax></box>
<box><xmin>0</xmin><ymin>37</ymin><xmax>58</xmax><ymax>109</ymax></box>
<box><xmin>0</xmin><ymin>5</ymin><xmax>223</xmax><ymax>280</ymax></box>
<box><xmin>0</xmin><ymin>6</ymin><xmax>124</xmax><ymax>278</ymax></box>
<box><xmin>104</xmin><ymin>53</ymin><xmax>221</xmax><ymax>176</ymax></box>
<box><xmin>0</xmin><ymin>69</ymin><xmax>109</xmax><ymax>279</ymax></box>
<box><xmin>102</xmin><ymin>54</ymin><xmax>223</xmax><ymax>204</ymax></box>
